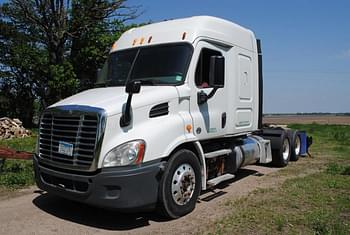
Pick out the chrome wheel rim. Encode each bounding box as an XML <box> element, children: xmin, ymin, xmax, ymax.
<box><xmin>295</xmin><ymin>136</ymin><xmax>301</xmax><ymax>156</ymax></box>
<box><xmin>282</xmin><ymin>138</ymin><xmax>290</xmax><ymax>161</ymax></box>
<box><xmin>171</xmin><ymin>163</ymin><xmax>196</xmax><ymax>206</ymax></box>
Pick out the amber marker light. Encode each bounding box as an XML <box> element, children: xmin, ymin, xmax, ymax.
<box><xmin>140</xmin><ymin>37</ymin><xmax>145</xmax><ymax>45</ymax></box>
<box><xmin>186</xmin><ymin>124</ymin><xmax>192</xmax><ymax>133</ymax></box>
<box><xmin>135</xmin><ymin>142</ymin><xmax>145</xmax><ymax>164</ymax></box>
<box><xmin>112</xmin><ymin>42</ymin><xmax>117</xmax><ymax>50</ymax></box>
<box><xmin>182</xmin><ymin>32</ymin><xmax>187</xmax><ymax>40</ymax></box>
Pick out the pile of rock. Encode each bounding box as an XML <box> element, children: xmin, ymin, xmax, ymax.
<box><xmin>0</xmin><ymin>117</ymin><xmax>32</xmax><ymax>139</ymax></box>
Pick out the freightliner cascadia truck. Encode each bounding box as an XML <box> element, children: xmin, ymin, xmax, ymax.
<box><xmin>34</xmin><ymin>16</ymin><xmax>310</xmax><ymax>218</ymax></box>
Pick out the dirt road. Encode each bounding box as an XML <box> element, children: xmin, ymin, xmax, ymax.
<box><xmin>0</xmin><ymin>165</ymin><xmax>283</xmax><ymax>235</ymax></box>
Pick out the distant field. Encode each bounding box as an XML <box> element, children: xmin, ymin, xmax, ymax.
<box><xmin>264</xmin><ymin>115</ymin><xmax>350</xmax><ymax>125</ymax></box>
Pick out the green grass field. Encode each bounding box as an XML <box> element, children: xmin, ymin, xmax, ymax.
<box><xmin>206</xmin><ymin>124</ymin><xmax>350</xmax><ymax>235</ymax></box>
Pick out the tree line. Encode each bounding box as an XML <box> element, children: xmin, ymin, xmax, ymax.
<box><xmin>0</xmin><ymin>0</ymin><xmax>142</xmax><ymax>127</ymax></box>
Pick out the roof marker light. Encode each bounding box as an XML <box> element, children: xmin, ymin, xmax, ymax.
<box><xmin>112</xmin><ymin>42</ymin><xmax>117</xmax><ymax>50</ymax></box>
<box><xmin>140</xmin><ymin>37</ymin><xmax>145</xmax><ymax>45</ymax></box>
<box><xmin>148</xmin><ymin>36</ymin><xmax>153</xmax><ymax>43</ymax></box>
<box><xmin>132</xmin><ymin>39</ymin><xmax>137</xmax><ymax>46</ymax></box>
<box><xmin>182</xmin><ymin>32</ymin><xmax>187</xmax><ymax>40</ymax></box>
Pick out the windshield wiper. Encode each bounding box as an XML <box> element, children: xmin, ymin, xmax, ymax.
<box><xmin>105</xmin><ymin>79</ymin><xmax>125</xmax><ymax>86</ymax></box>
<box><xmin>134</xmin><ymin>79</ymin><xmax>163</xmax><ymax>85</ymax></box>
<box><xmin>124</xmin><ymin>49</ymin><xmax>141</xmax><ymax>85</ymax></box>
<box><xmin>94</xmin><ymin>82</ymin><xmax>107</xmax><ymax>88</ymax></box>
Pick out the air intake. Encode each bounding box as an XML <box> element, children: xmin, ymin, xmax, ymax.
<box><xmin>149</xmin><ymin>102</ymin><xmax>169</xmax><ymax>118</ymax></box>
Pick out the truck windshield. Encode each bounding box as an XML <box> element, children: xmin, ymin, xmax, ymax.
<box><xmin>96</xmin><ymin>43</ymin><xmax>193</xmax><ymax>86</ymax></box>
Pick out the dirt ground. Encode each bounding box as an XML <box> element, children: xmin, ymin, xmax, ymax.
<box><xmin>263</xmin><ymin>115</ymin><xmax>350</xmax><ymax>125</ymax></box>
<box><xmin>0</xmin><ymin>159</ymin><xmax>321</xmax><ymax>235</ymax></box>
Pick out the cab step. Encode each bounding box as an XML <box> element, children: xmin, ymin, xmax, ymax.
<box><xmin>204</xmin><ymin>149</ymin><xmax>232</xmax><ymax>159</ymax></box>
<box><xmin>207</xmin><ymin>173</ymin><xmax>235</xmax><ymax>187</ymax></box>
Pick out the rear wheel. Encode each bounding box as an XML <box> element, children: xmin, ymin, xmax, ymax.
<box><xmin>288</xmin><ymin>130</ymin><xmax>301</xmax><ymax>161</ymax></box>
<box><xmin>262</xmin><ymin>129</ymin><xmax>291</xmax><ymax>167</ymax></box>
<box><xmin>157</xmin><ymin>149</ymin><xmax>201</xmax><ymax>219</ymax></box>
<box><xmin>281</xmin><ymin>137</ymin><xmax>290</xmax><ymax>163</ymax></box>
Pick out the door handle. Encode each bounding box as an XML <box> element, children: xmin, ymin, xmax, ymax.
<box><xmin>222</xmin><ymin>112</ymin><xmax>227</xmax><ymax>128</ymax></box>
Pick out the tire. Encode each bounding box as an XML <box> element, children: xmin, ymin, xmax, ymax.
<box><xmin>262</xmin><ymin>129</ymin><xmax>291</xmax><ymax>167</ymax></box>
<box><xmin>157</xmin><ymin>149</ymin><xmax>201</xmax><ymax>219</ymax></box>
<box><xmin>288</xmin><ymin>130</ymin><xmax>301</xmax><ymax>161</ymax></box>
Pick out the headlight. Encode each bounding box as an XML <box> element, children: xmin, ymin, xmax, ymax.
<box><xmin>102</xmin><ymin>140</ymin><xmax>145</xmax><ymax>167</ymax></box>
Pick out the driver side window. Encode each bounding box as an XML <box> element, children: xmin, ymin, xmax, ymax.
<box><xmin>195</xmin><ymin>48</ymin><xmax>222</xmax><ymax>88</ymax></box>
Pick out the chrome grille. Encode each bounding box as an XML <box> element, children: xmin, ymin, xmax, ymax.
<box><xmin>39</xmin><ymin>106</ymin><xmax>105</xmax><ymax>171</ymax></box>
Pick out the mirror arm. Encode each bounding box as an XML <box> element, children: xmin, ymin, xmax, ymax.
<box><xmin>197</xmin><ymin>87</ymin><xmax>219</xmax><ymax>105</ymax></box>
<box><xmin>120</xmin><ymin>93</ymin><xmax>133</xmax><ymax>127</ymax></box>
<box><xmin>120</xmin><ymin>80</ymin><xmax>141</xmax><ymax>127</ymax></box>
<box><xmin>207</xmin><ymin>87</ymin><xmax>218</xmax><ymax>99</ymax></box>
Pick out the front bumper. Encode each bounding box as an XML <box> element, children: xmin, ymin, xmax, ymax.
<box><xmin>34</xmin><ymin>155</ymin><xmax>162</xmax><ymax>211</ymax></box>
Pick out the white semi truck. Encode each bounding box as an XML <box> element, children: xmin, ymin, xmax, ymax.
<box><xmin>34</xmin><ymin>16</ymin><xmax>308</xmax><ymax>218</ymax></box>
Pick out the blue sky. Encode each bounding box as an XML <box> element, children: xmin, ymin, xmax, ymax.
<box><xmin>1</xmin><ymin>0</ymin><xmax>349</xmax><ymax>113</ymax></box>
<box><xmin>128</xmin><ymin>0</ymin><xmax>350</xmax><ymax>113</ymax></box>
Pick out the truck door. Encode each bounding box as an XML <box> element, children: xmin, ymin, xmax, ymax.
<box><xmin>189</xmin><ymin>41</ymin><xmax>228</xmax><ymax>139</ymax></box>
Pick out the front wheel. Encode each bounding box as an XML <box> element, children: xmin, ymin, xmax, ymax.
<box><xmin>157</xmin><ymin>149</ymin><xmax>201</xmax><ymax>219</ymax></box>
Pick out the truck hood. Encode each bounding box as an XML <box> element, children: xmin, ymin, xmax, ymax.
<box><xmin>51</xmin><ymin>86</ymin><xmax>179</xmax><ymax>116</ymax></box>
